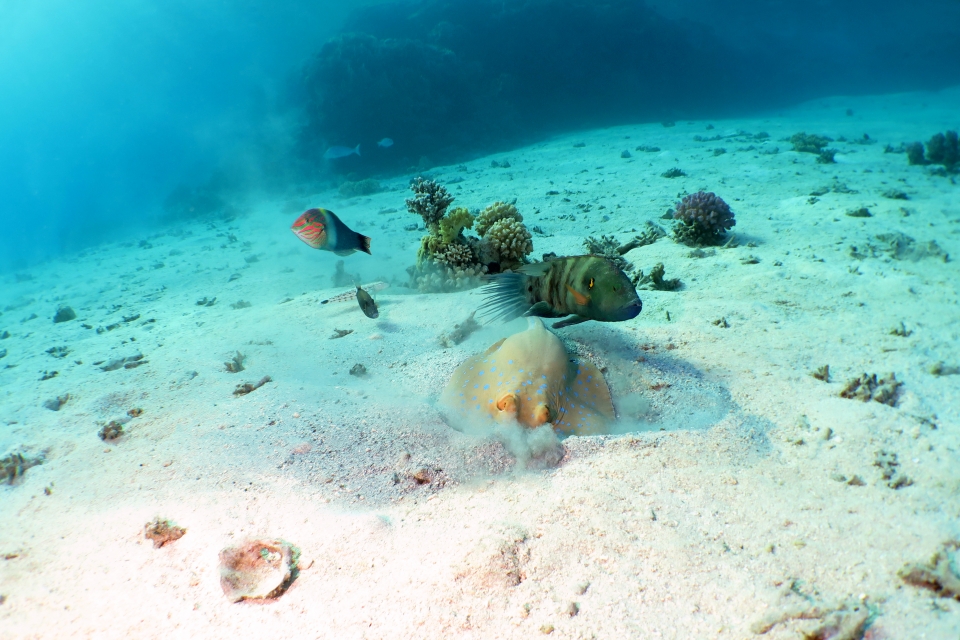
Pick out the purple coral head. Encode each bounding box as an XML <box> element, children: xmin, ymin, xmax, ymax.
<box><xmin>673</xmin><ymin>191</ymin><xmax>736</xmax><ymax>234</ymax></box>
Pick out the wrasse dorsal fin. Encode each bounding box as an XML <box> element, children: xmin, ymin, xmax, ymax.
<box><xmin>518</xmin><ymin>262</ymin><xmax>551</xmax><ymax>277</ymax></box>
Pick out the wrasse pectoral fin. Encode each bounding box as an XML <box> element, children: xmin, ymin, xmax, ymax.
<box><xmin>552</xmin><ymin>315</ymin><xmax>590</xmax><ymax>329</ymax></box>
<box><xmin>525</xmin><ymin>302</ymin><xmax>566</xmax><ymax>318</ymax></box>
<box><xmin>565</xmin><ymin>285</ymin><xmax>591</xmax><ymax>306</ymax></box>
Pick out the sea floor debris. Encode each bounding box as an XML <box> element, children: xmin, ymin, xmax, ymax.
<box><xmin>219</xmin><ymin>539</ymin><xmax>298</xmax><ymax>603</ymax></box>
<box><xmin>233</xmin><ymin>376</ymin><xmax>271</xmax><ymax>396</ymax></box>
<box><xmin>2</xmin><ymin>451</ymin><xmax>44</xmax><ymax>485</ymax></box>
<box><xmin>144</xmin><ymin>518</ymin><xmax>187</xmax><ymax>549</ymax></box>
<box><xmin>898</xmin><ymin>541</ymin><xmax>960</xmax><ymax>600</ymax></box>
<box><xmin>839</xmin><ymin>373</ymin><xmax>902</xmax><ymax>406</ymax></box>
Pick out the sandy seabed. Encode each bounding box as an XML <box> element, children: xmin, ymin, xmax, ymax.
<box><xmin>2</xmin><ymin>88</ymin><xmax>959</xmax><ymax>639</ymax></box>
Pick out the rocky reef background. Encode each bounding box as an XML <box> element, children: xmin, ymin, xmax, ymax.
<box><xmin>296</xmin><ymin>0</ymin><xmax>960</xmax><ymax>176</ymax></box>
<box><xmin>3</xmin><ymin>0</ymin><xmax>960</xmax><ymax>270</ymax></box>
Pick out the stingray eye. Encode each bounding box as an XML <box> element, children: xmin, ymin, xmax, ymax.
<box><xmin>588</xmin><ymin>278</ymin><xmax>594</xmax><ymax>289</ymax></box>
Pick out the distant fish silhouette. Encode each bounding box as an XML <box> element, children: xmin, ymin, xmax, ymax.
<box><xmin>323</xmin><ymin>144</ymin><xmax>360</xmax><ymax>159</ymax></box>
<box><xmin>291</xmin><ymin>208</ymin><xmax>371</xmax><ymax>256</ymax></box>
<box><xmin>377</xmin><ymin>138</ymin><xmax>394</xmax><ymax>148</ymax></box>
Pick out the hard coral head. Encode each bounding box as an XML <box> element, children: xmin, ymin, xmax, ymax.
<box><xmin>674</xmin><ymin>191</ymin><xmax>736</xmax><ymax>234</ymax></box>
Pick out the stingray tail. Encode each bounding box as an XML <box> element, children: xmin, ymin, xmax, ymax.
<box><xmin>476</xmin><ymin>273</ymin><xmax>531</xmax><ymax>324</ymax></box>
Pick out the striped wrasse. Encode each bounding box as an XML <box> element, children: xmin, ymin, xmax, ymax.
<box><xmin>477</xmin><ymin>255</ymin><xmax>641</xmax><ymax>329</ymax></box>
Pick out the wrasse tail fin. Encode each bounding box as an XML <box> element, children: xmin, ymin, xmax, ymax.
<box><xmin>357</xmin><ymin>234</ymin><xmax>372</xmax><ymax>255</ymax></box>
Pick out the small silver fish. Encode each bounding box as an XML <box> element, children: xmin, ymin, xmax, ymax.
<box><xmin>323</xmin><ymin>144</ymin><xmax>360</xmax><ymax>159</ymax></box>
<box><xmin>355</xmin><ymin>285</ymin><xmax>379</xmax><ymax>319</ymax></box>
<box><xmin>377</xmin><ymin>138</ymin><xmax>394</xmax><ymax>148</ymax></box>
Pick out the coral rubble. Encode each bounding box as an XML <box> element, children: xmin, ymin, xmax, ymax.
<box><xmin>789</xmin><ymin>132</ymin><xmax>832</xmax><ymax>154</ymax></box>
<box><xmin>671</xmin><ymin>191</ymin><xmax>736</xmax><ymax>247</ymax></box>
<box><xmin>2</xmin><ymin>451</ymin><xmax>44</xmax><ymax>485</ymax></box>
<box><xmin>633</xmin><ymin>263</ymin><xmax>681</xmax><ymax>291</ymax></box>
<box><xmin>145</xmin><ymin>518</ymin><xmax>187</xmax><ymax>548</ymax></box>
<box><xmin>839</xmin><ymin>373</ymin><xmax>901</xmax><ymax>406</ymax></box>
<box><xmin>899</xmin><ymin>541</ymin><xmax>960</xmax><ymax>600</ymax></box>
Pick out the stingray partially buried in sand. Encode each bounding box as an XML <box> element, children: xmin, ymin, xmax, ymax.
<box><xmin>439</xmin><ymin>317</ymin><xmax>615</xmax><ymax>436</ymax></box>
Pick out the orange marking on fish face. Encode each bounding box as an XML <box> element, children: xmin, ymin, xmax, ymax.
<box><xmin>565</xmin><ymin>284</ymin><xmax>591</xmax><ymax>306</ymax></box>
<box><xmin>291</xmin><ymin>210</ymin><xmax>328</xmax><ymax>249</ymax></box>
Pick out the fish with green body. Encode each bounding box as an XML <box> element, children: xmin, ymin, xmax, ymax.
<box><xmin>355</xmin><ymin>285</ymin><xmax>379</xmax><ymax>319</ymax></box>
<box><xmin>477</xmin><ymin>255</ymin><xmax>642</xmax><ymax>328</ymax></box>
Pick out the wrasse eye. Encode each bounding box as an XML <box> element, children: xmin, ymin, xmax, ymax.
<box><xmin>588</xmin><ymin>278</ymin><xmax>594</xmax><ymax>289</ymax></box>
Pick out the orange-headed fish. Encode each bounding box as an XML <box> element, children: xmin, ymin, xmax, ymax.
<box><xmin>291</xmin><ymin>208</ymin><xmax>371</xmax><ymax>256</ymax></box>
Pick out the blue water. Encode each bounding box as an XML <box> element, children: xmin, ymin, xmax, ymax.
<box><xmin>2</xmin><ymin>0</ymin><xmax>958</xmax><ymax>271</ymax></box>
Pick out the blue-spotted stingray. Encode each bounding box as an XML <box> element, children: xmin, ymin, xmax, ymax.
<box><xmin>439</xmin><ymin>317</ymin><xmax>615</xmax><ymax>436</ymax></box>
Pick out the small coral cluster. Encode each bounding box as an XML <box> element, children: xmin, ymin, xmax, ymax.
<box><xmin>839</xmin><ymin>372</ymin><xmax>902</xmax><ymax>406</ymax></box>
<box><xmin>907</xmin><ymin>130</ymin><xmax>959</xmax><ymax>171</ymax></box>
<box><xmin>790</xmin><ymin>132</ymin><xmax>837</xmax><ymax>164</ymax></box>
<box><xmin>671</xmin><ymin>191</ymin><xmax>736</xmax><ymax>246</ymax></box>
<box><xmin>406</xmin><ymin>178</ymin><xmax>533</xmax><ymax>292</ymax></box>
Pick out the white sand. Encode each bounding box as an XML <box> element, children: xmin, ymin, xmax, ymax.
<box><xmin>2</xmin><ymin>88</ymin><xmax>959</xmax><ymax>639</ymax></box>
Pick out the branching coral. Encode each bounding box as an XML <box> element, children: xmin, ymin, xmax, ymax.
<box><xmin>406</xmin><ymin>177</ymin><xmax>455</xmax><ymax>230</ymax></box>
<box><xmin>671</xmin><ymin>191</ymin><xmax>736</xmax><ymax>246</ymax></box>
<box><xmin>439</xmin><ymin>207</ymin><xmax>475</xmax><ymax>244</ymax></box>
<box><xmin>926</xmin><ymin>130</ymin><xmax>959</xmax><ymax>170</ymax></box>
<box><xmin>407</xmin><ymin>180</ymin><xmax>533</xmax><ymax>292</ymax></box>
<box><xmin>584</xmin><ymin>223</ymin><xmax>666</xmax><ymax>272</ymax></box>
<box><xmin>475</xmin><ymin>201</ymin><xmax>522</xmax><ymax>236</ymax></box>
<box><xmin>905</xmin><ymin>130</ymin><xmax>959</xmax><ymax>171</ymax></box>
<box><xmin>633</xmin><ymin>263</ymin><xmax>681</xmax><ymax>291</ymax></box>
<box><xmin>481</xmin><ymin>218</ymin><xmax>533</xmax><ymax>268</ymax></box>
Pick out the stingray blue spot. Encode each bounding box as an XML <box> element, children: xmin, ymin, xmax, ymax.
<box><xmin>490</xmin><ymin>366</ymin><xmax>496</xmax><ymax>372</ymax></box>
<box><xmin>478</xmin><ymin>370</ymin><xmax>484</xmax><ymax>376</ymax></box>
<box><xmin>508</xmin><ymin>360</ymin><xmax>514</xmax><ymax>364</ymax></box>
<box><xmin>475</xmin><ymin>405</ymin><xmax>481</xmax><ymax>411</ymax></box>
<box><xmin>471</xmin><ymin>396</ymin><xmax>477</xmax><ymax>401</ymax></box>
<box><xmin>474</xmin><ymin>384</ymin><xmax>479</xmax><ymax>389</ymax></box>
<box><xmin>484</xmin><ymin>384</ymin><xmax>490</xmax><ymax>390</ymax></box>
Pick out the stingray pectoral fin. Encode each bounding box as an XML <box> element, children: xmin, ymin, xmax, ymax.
<box><xmin>552</xmin><ymin>315</ymin><xmax>590</xmax><ymax>329</ymax></box>
<box><xmin>482</xmin><ymin>338</ymin><xmax>507</xmax><ymax>357</ymax></box>
<box><xmin>561</xmin><ymin>411</ymin><xmax>609</xmax><ymax>436</ymax></box>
